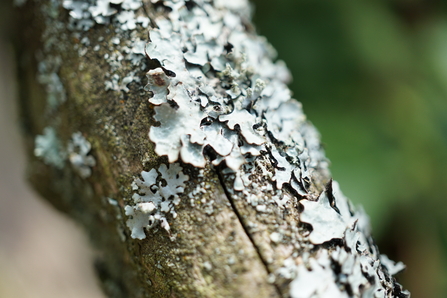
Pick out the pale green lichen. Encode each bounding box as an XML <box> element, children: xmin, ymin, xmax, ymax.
<box><xmin>34</xmin><ymin>126</ymin><xmax>66</xmax><ymax>169</ymax></box>
<box><xmin>68</xmin><ymin>132</ymin><xmax>96</xmax><ymax>178</ymax></box>
<box><xmin>277</xmin><ymin>180</ymin><xmax>409</xmax><ymax>297</ymax></box>
<box><xmin>125</xmin><ymin>163</ymin><xmax>189</xmax><ymax>240</ymax></box>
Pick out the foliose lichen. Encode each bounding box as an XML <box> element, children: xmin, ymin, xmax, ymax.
<box><xmin>37</xmin><ymin>56</ymin><xmax>66</xmax><ymax>109</ymax></box>
<box><xmin>139</xmin><ymin>1</ymin><xmax>408</xmax><ymax>296</ymax></box>
<box><xmin>125</xmin><ymin>163</ymin><xmax>188</xmax><ymax>240</ymax></box>
<box><xmin>60</xmin><ymin>0</ymin><xmax>151</xmax><ymax>94</ymax></box>
<box><xmin>277</xmin><ymin>180</ymin><xmax>409</xmax><ymax>297</ymax></box>
<box><xmin>145</xmin><ymin>1</ymin><xmax>293</xmax><ymax>172</ymax></box>
<box><xmin>34</xmin><ymin>126</ymin><xmax>66</xmax><ymax>169</ymax></box>
<box><xmin>34</xmin><ymin>129</ymin><xmax>96</xmax><ymax>179</ymax></box>
<box><xmin>62</xmin><ymin>0</ymin><xmax>146</xmax><ymax>31</ymax></box>
<box><xmin>67</xmin><ymin>132</ymin><xmax>96</xmax><ymax>178</ymax></box>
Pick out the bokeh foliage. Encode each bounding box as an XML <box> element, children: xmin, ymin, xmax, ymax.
<box><xmin>252</xmin><ymin>0</ymin><xmax>447</xmax><ymax>297</ymax></box>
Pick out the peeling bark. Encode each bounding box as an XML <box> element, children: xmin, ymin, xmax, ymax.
<box><xmin>14</xmin><ymin>0</ymin><xmax>409</xmax><ymax>297</ymax></box>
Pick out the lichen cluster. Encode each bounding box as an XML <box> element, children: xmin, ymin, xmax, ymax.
<box><xmin>68</xmin><ymin>132</ymin><xmax>96</xmax><ymax>178</ymax></box>
<box><xmin>32</xmin><ymin>0</ymin><xmax>409</xmax><ymax>296</ymax></box>
<box><xmin>279</xmin><ymin>181</ymin><xmax>408</xmax><ymax>297</ymax></box>
<box><xmin>62</xmin><ymin>0</ymin><xmax>147</xmax><ymax>31</ymax></box>
<box><xmin>34</xmin><ymin>126</ymin><xmax>66</xmax><ymax>169</ymax></box>
<box><xmin>140</xmin><ymin>1</ymin><xmax>408</xmax><ymax>296</ymax></box>
<box><xmin>145</xmin><ymin>0</ymin><xmax>311</xmax><ymax>174</ymax></box>
<box><xmin>125</xmin><ymin>163</ymin><xmax>188</xmax><ymax>239</ymax></box>
<box><xmin>35</xmin><ymin>129</ymin><xmax>95</xmax><ymax>178</ymax></box>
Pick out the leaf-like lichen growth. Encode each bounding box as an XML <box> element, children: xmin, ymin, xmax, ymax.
<box><xmin>125</xmin><ymin>163</ymin><xmax>189</xmax><ymax>240</ymax></box>
<box><xmin>67</xmin><ymin>132</ymin><xmax>96</xmax><ymax>178</ymax></box>
<box><xmin>34</xmin><ymin>127</ymin><xmax>66</xmax><ymax>169</ymax></box>
<box><xmin>277</xmin><ymin>181</ymin><xmax>409</xmax><ymax>297</ymax></box>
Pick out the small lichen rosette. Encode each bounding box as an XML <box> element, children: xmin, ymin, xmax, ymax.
<box><xmin>34</xmin><ymin>126</ymin><xmax>66</xmax><ymax>169</ymax></box>
<box><xmin>125</xmin><ymin>163</ymin><xmax>189</xmax><ymax>239</ymax></box>
<box><xmin>68</xmin><ymin>132</ymin><xmax>96</xmax><ymax>178</ymax></box>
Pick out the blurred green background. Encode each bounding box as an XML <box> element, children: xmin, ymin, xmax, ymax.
<box><xmin>252</xmin><ymin>0</ymin><xmax>447</xmax><ymax>297</ymax></box>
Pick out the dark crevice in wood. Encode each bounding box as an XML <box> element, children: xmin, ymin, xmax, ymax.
<box><xmin>215</xmin><ymin>167</ymin><xmax>283</xmax><ymax>298</ymax></box>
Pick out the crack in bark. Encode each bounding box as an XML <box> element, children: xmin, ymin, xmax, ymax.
<box><xmin>215</xmin><ymin>167</ymin><xmax>283</xmax><ymax>298</ymax></box>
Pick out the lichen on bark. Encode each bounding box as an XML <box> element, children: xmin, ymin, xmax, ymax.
<box><xmin>14</xmin><ymin>0</ymin><xmax>409</xmax><ymax>297</ymax></box>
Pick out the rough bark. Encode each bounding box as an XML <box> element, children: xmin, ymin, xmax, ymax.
<box><xmin>14</xmin><ymin>0</ymin><xmax>409</xmax><ymax>297</ymax></box>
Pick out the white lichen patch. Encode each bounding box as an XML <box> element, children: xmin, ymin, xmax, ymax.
<box><xmin>63</xmin><ymin>0</ymin><xmax>147</xmax><ymax>31</ymax></box>
<box><xmin>125</xmin><ymin>163</ymin><xmax>189</xmax><ymax>240</ymax></box>
<box><xmin>34</xmin><ymin>128</ymin><xmax>97</xmax><ymax>177</ymax></box>
<box><xmin>61</xmin><ymin>0</ymin><xmax>151</xmax><ymax>96</ymax></box>
<box><xmin>101</xmin><ymin>29</ymin><xmax>153</xmax><ymax>93</ymax></box>
<box><xmin>37</xmin><ymin>56</ymin><xmax>66</xmax><ymax>109</ymax></box>
<box><xmin>288</xmin><ymin>252</ymin><xmax>345</xmax><ymax>298</ymax></box>
<box><xmin>141</xmin><ymin>1</ymin><xmax>331</xmax><ymax>210</ymax></box>
<box><xmin>300</xmin><ymin>181</ymin><xmax>355</xmax><ymax>245</ymax></box>
<box><xmin>34</xmin><ymin>126</ymin><xmax>66</xmax><ymax>169</ymax></box>
<box><xmin>35</xmin><ymin>1</ymin><xmax>71</xmax><ymax>115</ymax></box>
<box><xmin>67</xmin><ymin>132</ymin><xmax>96</xmax><ymax>178</ymax></box>
<box><xmin>274</xmin><ymin>180</ymin><xmax>409</xmax><ymax>297</ymax></box>
<box><xmin>146</xmin><ymin>2</ymin><xmax>273</xmax><ymax>170</ymax></box>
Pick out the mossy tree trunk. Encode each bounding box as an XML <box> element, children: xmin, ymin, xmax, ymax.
<box><xmin>13</xmin><ymin>0</ymin><xmax>409</xmax><ymax>297</ymax></box>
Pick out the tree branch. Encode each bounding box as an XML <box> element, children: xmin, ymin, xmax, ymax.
<box><xmin>14</xmin><ymin>0</ymin><xmax>409</xmax><ymax>297</ymax></box>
